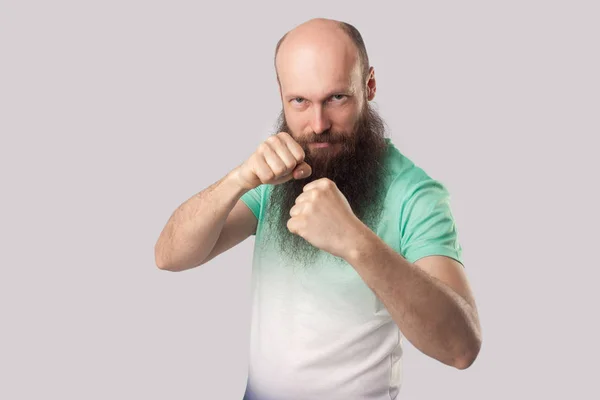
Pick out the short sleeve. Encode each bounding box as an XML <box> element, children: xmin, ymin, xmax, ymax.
<box><xmin>399</xmin><ymin>179</ymin><xmax>463</xmax><ymax>266</ymax></box>
<box><xmin>239</xmin><ymin>184</ymin><xmax>264</xmax><ymax>222</ymax></box>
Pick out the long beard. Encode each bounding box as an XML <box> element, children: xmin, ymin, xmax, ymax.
<box><xmin>260</xmin><ymin>102</ymin><xmax>390</xmax><ymax>269</ymax></box>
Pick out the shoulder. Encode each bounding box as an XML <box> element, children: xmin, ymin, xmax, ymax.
<box><xmin>382</xmin><ymin>139</ymin><xmax>449</xmax><ymax>205</ymax></box>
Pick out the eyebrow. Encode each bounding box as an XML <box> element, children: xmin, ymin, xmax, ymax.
<box><xmin>285</xmin><ymin>87</ymin><xmax>355</xmax><ymax>101</ymax></box>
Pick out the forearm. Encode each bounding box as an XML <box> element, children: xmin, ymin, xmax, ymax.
<box><xmin>344</xmin><ymin>226</ymin><xmax>481</xmax><ymax>369</ymax></box>
<box><xmin>155</xmin><ymin>168</ymin><xmax>247</xmax><ymax>271</ymax></box>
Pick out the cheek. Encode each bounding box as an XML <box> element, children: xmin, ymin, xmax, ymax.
<box><xmin>332</xmin><ymin>106</ymin><xmax>360</xmax><ymax>131</ymax></box>
<box><xmin>285</xmin><ymin>111</ymin><xmax>310</xmax><ymax>135</ymax></box>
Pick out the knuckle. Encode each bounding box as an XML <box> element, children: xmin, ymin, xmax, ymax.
<box><xmin>261</xmin><ymin>170</ymin><xmax>275</xmax><ymax>181</ymax></box>
<box><xmin>284</xmin><ymin>158</ymin><xmax>297</xmax><ymax>169</ymax></box>
<box><xmin>272</xmin><ymin>166</ymin><xmax>285</xmax><ymax>176</ymax></box>
<box><xmin>258</xmin><ymin>142</ymin><xmax>269</xmax><ymax>153</ymax></box>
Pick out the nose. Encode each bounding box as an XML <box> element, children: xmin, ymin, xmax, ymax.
<box><xmin>311</xmin><ymin>106</ymin><xmax>331</xmax><ymax>135</ymax></box>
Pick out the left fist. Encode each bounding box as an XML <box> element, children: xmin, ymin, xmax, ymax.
<box><xmin>287</xmin><ymin>178</ymin><xmax>364</xmax><ymax>259</ymax></box>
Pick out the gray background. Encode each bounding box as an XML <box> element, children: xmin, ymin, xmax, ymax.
<box><xmin>1</xmin><ymin>0</ymin><xmax>598</xmax><ymax>399</ymax></box>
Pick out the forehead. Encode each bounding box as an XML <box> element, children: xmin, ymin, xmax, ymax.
<box><xmin>276</xmin><ymin>37</ymin><xmax>361</xmax><ymax>98</ymax></box>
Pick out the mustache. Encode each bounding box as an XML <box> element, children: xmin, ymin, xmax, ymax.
<box><xmin>295</xmin><ymin>130</ymin><xmax>348</xmax><ymax>145</ymax></box>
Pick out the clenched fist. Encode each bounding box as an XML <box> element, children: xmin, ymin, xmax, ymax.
<box><xmin>233</xmin><ymin>132</ymin><xmax>313</xmax><ymax>190</ymax></box>
<box><xmin>287</xmin><ymin>178</ymin><xmax>365</xmax><ymax>259</ymax></box>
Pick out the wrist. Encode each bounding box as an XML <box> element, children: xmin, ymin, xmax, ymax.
<box><xmin>342</xmin><ymin>220</ymin><xmax>379</xmax><ymax>264</ymax></box>
<box><xmin>225</xmin><ymin>167</ymin><xmax>252</xmax><ymax>197</ymax></box>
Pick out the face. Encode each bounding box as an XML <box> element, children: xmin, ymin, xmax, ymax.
<box><xmin>277</xmin><ymin>39</ymin><xmax>368</xmax><ymax>156</ymax></box>
<box><xmin>261</xmin><ymin>40</ymin><xmax>389</xmax><ymax>268</ymax></box>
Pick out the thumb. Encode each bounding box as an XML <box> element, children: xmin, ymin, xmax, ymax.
<box><xmin>292</xmin><ymin>162</ymin><xmax>312</xmax><ymax>180</ymax></box>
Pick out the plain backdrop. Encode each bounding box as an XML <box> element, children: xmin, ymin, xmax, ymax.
<box><xmin>1</xmin><ymin>1</ymin><xmax>599</xmax><ymax>399</ymax></box>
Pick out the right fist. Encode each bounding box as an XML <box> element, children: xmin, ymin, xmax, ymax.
<box><xmin>234</xmin><ymin>132</ymin><xmax>313</xmax><ymax>190</ymax></box>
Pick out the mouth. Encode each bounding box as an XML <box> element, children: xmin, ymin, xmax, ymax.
<box><xmin>309</xmin><ymin>142</ymin><xmax>339</xmax><ymax>149</ymax></box>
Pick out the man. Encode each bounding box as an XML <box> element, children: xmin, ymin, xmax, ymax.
<box><xmin>155</xmin><ymin>18</ymin><xmax>482</xmax><ymax>400</ymax></box>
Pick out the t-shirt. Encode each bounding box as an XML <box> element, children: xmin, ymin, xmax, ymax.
<box><xmin>239</xmin><ymin>138</ymin><xmax>463</xmax><ymax>400</ymax></box>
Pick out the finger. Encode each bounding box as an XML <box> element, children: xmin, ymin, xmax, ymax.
<box><xmin>294</xmin><ymin>192</ymin><xmax>310</xmax><ymax>204</ymax></box>
<box><xmin>289</xmin><ymin>204</ymin><xmax>301</xmax><ymax>217</ymax></box>
<box><xmin>286</xmin><ymin>217</ymin><xmax>300</xmax><ymax>235</ymax></box>
<box><xmin>277</xmin><ymin>132</ymin><xmax>305</xmax><ymax>163</ymax></box>
<box><xmin>267</xmin><ymin>135</ymin><xmax>298</xmax><ymax>171</ymax></box>
<box><xmin>262</xmin><ymin>144</ymin><xmax>288</xmax><ymax>177</ymax></box>
<box><xmin>276</xmin><ymin>133</ymin><xmax>312</xmax><ymax>179</ymax></box>
<box><xmin>253</xmin><ymin>151</ymin><xmax>276</xmax><ymax>183</ymax></box>
<box><xmin>302</xmin><ymin>177</ymin><xmax>329</xmax><ymax>192</ymax></box>
<box><xmin>292</xmin><ymin>162</ymin><xmax>312</xmax><ymax>180</ymax></box>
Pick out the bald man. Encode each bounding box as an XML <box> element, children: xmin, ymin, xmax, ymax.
<box><xmin>155</xmin><ymin>18</ymin><xmax>482</xmax><ymax>400</ymax></box>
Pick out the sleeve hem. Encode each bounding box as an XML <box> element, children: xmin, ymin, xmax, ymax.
<box><xmin>404</xmin><ymin>247</ymin><xmax>464</xmax><ymax>267</ymax></box>
<box><xmin>240</xmin><ymin>196</ymin><xmax>260</xmax><ymax>220</ymax></box>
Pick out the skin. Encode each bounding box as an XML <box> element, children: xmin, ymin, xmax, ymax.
<box><xmin>277</xmin><ymin>18</ymin><xmax>482</xmax><ymax>369</ymax></box>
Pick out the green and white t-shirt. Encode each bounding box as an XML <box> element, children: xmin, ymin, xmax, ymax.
<box><xmin>240</xmin><ymin>138</ymin><xmax>463</xmax><ymax>400</ymax></box>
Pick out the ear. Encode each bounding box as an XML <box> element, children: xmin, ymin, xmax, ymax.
<box><xmin>366</xmin><ymin>67</ymin><xmax>376</xmax><ymax>101</ymax></box>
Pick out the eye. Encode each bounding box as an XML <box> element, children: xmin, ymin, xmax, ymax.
<box><xmin>330</xmin><ymin>94</ymin><xmax>346</xmax><ymax>102</ymax></box>
<box><xmin>291</xmin><ymin>97</ymin><xmax>305</xmax><ymax>104</ymax></box>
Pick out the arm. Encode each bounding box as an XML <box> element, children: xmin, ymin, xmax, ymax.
<box><xmin>154</xmin><ymin>132</ymin><xmax>312</xmax><ymax>272</ymax></box>
<box><xmin>287</xmin><ymin>178</ymin><xmax>482</xmax><ymax>369</ymax></box>
<box><xmin>344</xmin><ymin>228</ymin><xmax>482</xmax><ymax>369</ymax></box>
<box><xmin>154</xmin><ymin>168</ymin><xmax>256</xmax><ymax>272</ymax></box>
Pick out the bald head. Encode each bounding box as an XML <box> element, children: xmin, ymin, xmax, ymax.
<box><xmin>274</xmin><ymin>18</ymin><xmax>371</xmax><ymax>85</ymax></box>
